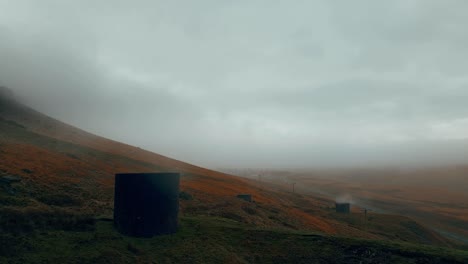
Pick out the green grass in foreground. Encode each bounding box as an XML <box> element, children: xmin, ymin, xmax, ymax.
<box><xmin>1</xmin><ymin>216</ymin><xmax>467</xmax><ymax>264</ymax></box>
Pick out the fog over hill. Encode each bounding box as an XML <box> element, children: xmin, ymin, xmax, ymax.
<box><xmin>1</xmin><ymin>0</ymin><xmax>468</xmax><ymax>168</ymax></box>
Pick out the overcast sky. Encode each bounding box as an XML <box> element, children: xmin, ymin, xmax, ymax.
<box><xmin>1</xmin><ymin>0</ymin><xmax>468</xmax><ymax>168</ymax></box>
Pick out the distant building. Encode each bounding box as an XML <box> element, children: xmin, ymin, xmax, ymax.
<box><xmin>237</xmin><ymin>194</ymin><xmax>252</xmax><ymax>202</ymax></box>
<box><xmin>335</xmin><ymin>202</ymin><xmax>351</xmax><ymax>213</ymax></box>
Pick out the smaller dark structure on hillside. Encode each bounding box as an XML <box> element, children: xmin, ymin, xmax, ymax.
<box><xmin>237</xmin><ymin>194</ymin><xmax>252</xmax><ymax>202</ymax></box>
<box><xmin>335</xmin><ymin>202</ymin><xmax>351</xmax><ymax>213</ymax></box>
<box><xmin>114</xmin><ymin>172</ymin><xmax>180</xmax><ymax>237</ymax></box>
<box><xmin>0</xmin><ymin>173</ymin><xmax>21</xmax><ymax>195</ymax></box>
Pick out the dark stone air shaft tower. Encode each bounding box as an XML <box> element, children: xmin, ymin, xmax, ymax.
<box><xmin>114</xmin><ymin>172</ymin><xmax>180</xmax><ymax>237</ymax></box>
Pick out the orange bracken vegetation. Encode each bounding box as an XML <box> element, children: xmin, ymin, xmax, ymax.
<box><xmin>0</xmin><ymin>96</ymin><xmax>459</xmax><ymax>245</ymax></box>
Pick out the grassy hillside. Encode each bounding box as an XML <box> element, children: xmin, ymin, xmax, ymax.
<box><xmin>1</xmin><ymin>216</ymin><xmax>467</xmax><ymax>264</ymax></box>
<box><xmin>1</xmin><ymin>91</ymin><xmax>467</xmax><ymax>262</ymax></box>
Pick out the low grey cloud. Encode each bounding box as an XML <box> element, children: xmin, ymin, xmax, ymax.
<box><xmin>1</xmin><ymin>0</ymin><xmax>468</xmax><ymax>168</ymax></box>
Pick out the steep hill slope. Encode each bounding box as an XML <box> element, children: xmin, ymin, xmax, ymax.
<box><xmin>0</xmin><ymin>88</ymin><xmax>346</xmax><ymax>233</ymax></box>
<box><xmin>0</xmin><ymin>91</ymin><xmax>330</xmax><ymax>231</ymax></box>
<box><xmin>0</xmin><ymin>87</ymin><xmax>461</xmax><ymax>256</ymax></box>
